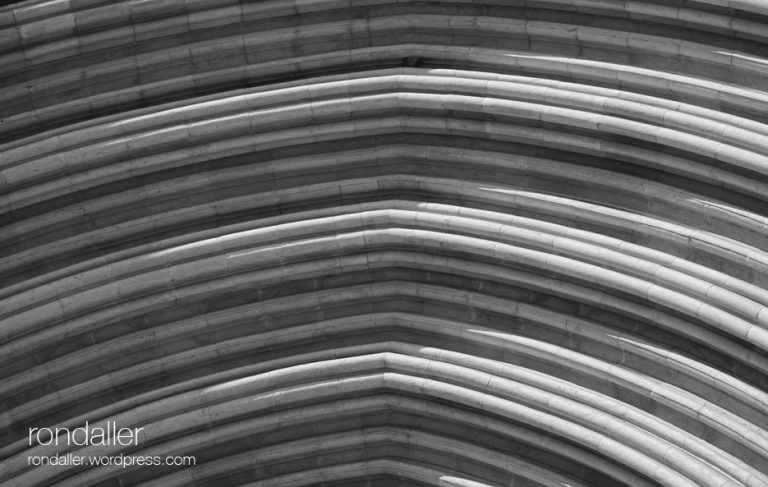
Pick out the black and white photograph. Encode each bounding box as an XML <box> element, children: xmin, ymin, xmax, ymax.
<box><xmin>1</xmin><ymin>0</ymin><xmax>768</xmax><ymax>485</ymax></box>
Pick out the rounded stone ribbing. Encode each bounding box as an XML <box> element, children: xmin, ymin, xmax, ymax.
<box><xmin>1</xmin><ymin>0</ymin><xmax>768</xmax><ymax>486</ymax></box>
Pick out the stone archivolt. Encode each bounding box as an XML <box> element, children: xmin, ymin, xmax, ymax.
<box><xmin>1</xmin><ymin>1</ymin><xmax>768</xmax><ymax>486</ymax></box>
